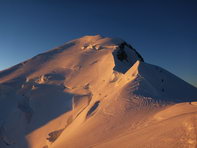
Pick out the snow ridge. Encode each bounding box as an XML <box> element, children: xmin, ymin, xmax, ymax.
<box><xmin>0</xmin><ymin>35</ymin><xmax>197</xmax><ymax>148</ymax></box>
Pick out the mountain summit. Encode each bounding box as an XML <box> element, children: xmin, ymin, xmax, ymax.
<box><xmin>0</xmin><ymin>35</ymin><xmax>197</xmax><ymax>148</ymax></box>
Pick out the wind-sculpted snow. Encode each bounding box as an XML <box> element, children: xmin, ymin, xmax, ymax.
<box><xmin>112</xmin><ymin>42</ymin><xmax>143</xmax><ymax>73</ymax></box>
<box><xmin>0</xmin><ymin>35</ymin><xmax>196</xmax><ymax>148</ymax></box>
<box><xmin>86</xmin><ymin>101</ymin><xmax>100</xmax><ymax>117</ymax></box>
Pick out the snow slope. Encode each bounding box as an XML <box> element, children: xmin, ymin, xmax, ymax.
<box><xmin>0</xmin><ymin>35</ymin><xmax>197</xmax><ymax>148</ymax></box>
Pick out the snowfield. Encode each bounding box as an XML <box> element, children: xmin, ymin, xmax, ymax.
<box><xmin>0</xmin><ymin>35</ymin><xmax>197</xmax><ymax>148</ymax></box>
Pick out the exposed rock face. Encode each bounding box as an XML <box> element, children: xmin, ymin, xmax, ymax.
<box><xmin>117</xmin><ymin>42</ymin><xmax>144</xmax><ymax>62</ymax></box>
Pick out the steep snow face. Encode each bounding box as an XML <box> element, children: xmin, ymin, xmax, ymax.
<box><xmin>0</xmin><ymin>35</ymin><xmax>197</xmax><ymax>148</ymax></box>
<box><xmin>131</xmin><ymin>62</ymin><xmax>197</xmax><ymax>101</ymax></box>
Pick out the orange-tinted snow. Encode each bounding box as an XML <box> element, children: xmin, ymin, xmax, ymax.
<box><xmin>0</xmin><ymin>35</ymin><xmax>196</xmax><ymax>148</ymax></box>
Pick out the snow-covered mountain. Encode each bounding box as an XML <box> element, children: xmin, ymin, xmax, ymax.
<box><xmin>0</xmin><ymin>35</ymin><xmax>197</xmax><ymax>148</ymax></box>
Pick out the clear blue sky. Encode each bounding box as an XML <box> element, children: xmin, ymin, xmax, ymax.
<box><xmin>0</xmin><ymin>0</ymin><xmax>196</xmax><ymax>87</ymax></box>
